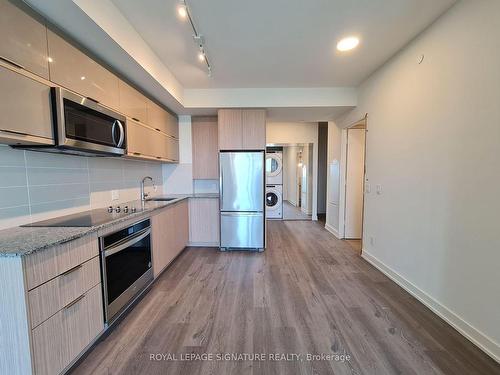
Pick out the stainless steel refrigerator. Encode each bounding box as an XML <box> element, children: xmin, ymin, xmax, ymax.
<box><xmin>219</xmin><ymin>151</ymin><xmax>265</xmax><ymax>251</ymax></box>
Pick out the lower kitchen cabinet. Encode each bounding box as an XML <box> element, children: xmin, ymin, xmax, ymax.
<box><xmin>31</xmin><ymin>284</ymin><xmax>103</xmax><ymax>375</ymax></box>
<box><xmin>189</xmin><ymin>198</ymin><xmax>220</xmax><ymax>246</ymax></box>
<box><xmin>0</xmin><ymin>234</ymin><xmax>104</xmax><ymax>375</ymax></box>
<box><xmin>152</xmin><ymin>201</ymin><xmax>188</xmax><ymax>278</ymax></box>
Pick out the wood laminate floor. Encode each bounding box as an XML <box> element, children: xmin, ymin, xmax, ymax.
<box><xmin>72</xmin><ymin>221</ymin><xmax>500</xmax><ymax>375</ymax></box>
<box><xmin>283</xmin><ymin>201</ymin><xmax>311</xmax><ymax>221</ymax></box>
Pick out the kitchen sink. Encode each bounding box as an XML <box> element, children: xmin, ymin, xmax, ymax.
<box><xmin>146</xmin><ymin>198</ymin><xmax>176</xmax><ymax>202</ymax></box>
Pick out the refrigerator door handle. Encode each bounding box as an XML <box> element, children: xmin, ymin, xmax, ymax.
<box><xmin>221</xmin><ymin>212</ymin><xmax>262</xmax><ymax>217</ymax></box>
<box><xmin>220</xmin><ymin>163</ymin><xmax>224</xmax><ymax>206</ymax></box>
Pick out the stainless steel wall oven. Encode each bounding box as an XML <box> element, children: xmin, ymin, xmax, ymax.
<box><xmin>100</xmin><ymin>219</ymin><xmax>153</xmax><ymax>323</ymax></box>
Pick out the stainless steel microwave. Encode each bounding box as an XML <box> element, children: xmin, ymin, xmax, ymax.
<box><xmin>54</xmin><ymin>87</ymin><xmax>126</xmax><ymax>156</ymax></box>
<box><xmin>16</xmin><ymin>87</ymin><xmax>127</xmax><ymax>157</ymax></box>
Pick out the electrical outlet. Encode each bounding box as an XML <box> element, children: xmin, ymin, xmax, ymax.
<box><xmin>111</xmin><ymin>190</ymin><xmax>119</xmax><ymax>201</ymax></box>
<box><xmin>376</xmin><ymin>184</ymin><xmax>382</xmax><ymax>195</ymax></box>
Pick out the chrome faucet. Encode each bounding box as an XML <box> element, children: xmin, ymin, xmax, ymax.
<box><xmin>140</xmin><ymin>176</ymin><xmax>154</xmax><ymax>201</ymax></box>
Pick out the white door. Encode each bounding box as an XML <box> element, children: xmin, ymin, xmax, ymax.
<box><xmin>344</xmin><ymin>129</ymin><xmax>366</xmax><ymax>239</ymax></box>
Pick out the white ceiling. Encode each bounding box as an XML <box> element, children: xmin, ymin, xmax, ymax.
<box><xmin>112</xmin><ymin>0</ymin><xmax>455</xmax><ymax>89</ymax></box>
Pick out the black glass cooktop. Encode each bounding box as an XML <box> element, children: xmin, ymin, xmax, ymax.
<box><xmin>22</xmin><ymin>207</ymin><xmax>141</xmax><ymax>227</ymax></box>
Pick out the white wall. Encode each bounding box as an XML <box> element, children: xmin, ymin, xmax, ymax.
<box><xmin>0</xmin><ymin>145</ymin><xmax>163</xmax><ymax>230</ymax></box>
<box><xmin>325</xmin><ymin>122</ymin><xmax>342</xmax><ymax>236</ymax></box>
<box><xmin>282</xmin><ymin>146</ymin><xmax>302</xmax><ymax>205</ymax></box>
<box><xmin>267</xmin><ymin>122</ymin><xmax>319</xmax><ymax>220</ymax></box>
<box><xmin>162</xmin><ymin>115</ymin><xmax>194</xmax><ymax>194</ymax></box>
<box><xmin>338</xmin><ymin>0</ymin><xmax>500</xmax><ymax>361</ymax></box>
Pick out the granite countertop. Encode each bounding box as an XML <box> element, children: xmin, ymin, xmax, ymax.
<box><xmin>0</xmin><ymin>194</ymin><xmax>218</xmax><ymax>258</ymax></box>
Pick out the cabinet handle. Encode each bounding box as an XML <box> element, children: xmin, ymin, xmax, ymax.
<box><xmin>64</xmin><ymin>294</ymin><xmax>85</xmax><ymax>310</ymax></box>
<box><xmin>0</xmin><ymin>129</ymin><xmax>29</xmax><ymax>136</ymax></box>
<box><xmin>0</xmin><ymin>56</ymin><xmax>25</xmax><ymax>70</ymax></box>
<box><xmin>60</xmin><ymin>264</ymin><xmax>82</xmax><ymax>277</ymax></box>
<box><xmin>132</xmin><ymin>117</ymin><xmax>140</xmax><ymax>122</ymax></box>
<box><xmin>86</xmin><ymin>96</ymin><xmax>99</xmax><ymax>104</ymax></box>
<box><xmin>133</xmin><ymin>152</ymin><xmax>142</xmax><ymax>156</ymax></box>
<box><xmin>155</xmin><ymin>128</ymin><xmax>161</xmax><ymax>132</ymax></box>
<box><xmin>156</xmin><ymin>156</ymin><xmax>162</xmax><ymax>160</ymax></box>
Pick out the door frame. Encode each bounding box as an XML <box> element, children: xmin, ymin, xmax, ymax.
<box><xmin>338</xmin><ymin>115</ymin><xmax>368</xmax><ymax>253</ymax></box>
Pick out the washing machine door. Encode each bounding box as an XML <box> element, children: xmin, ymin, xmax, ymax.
<box><xmin>266</xmin><ymin>188</ymin><xmax>282</xmax><ymax>210</ymax></box>
<box><xmin>266</xmin><ymin>153</ymin><xmax>282</xmax><ymax>177</ymax></box>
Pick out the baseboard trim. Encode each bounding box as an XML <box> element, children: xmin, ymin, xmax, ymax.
<box><xmin>324</xmin><ymin>223</ymin><xmax>341</xmax><ymax>239</ymax></box>
<box><xmin>361</xmin><ymin>250</ymin><xmax>500</xmax><ymax>364</ymax></box>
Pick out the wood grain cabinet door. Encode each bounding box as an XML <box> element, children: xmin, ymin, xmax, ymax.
<box><xmin>218</xmin><ymin>109</ymin><xmax>243</xmax><ymax>150</ymax></box>
<box><xmin>242</xmin><ymin>109</ymin><xmax>266</xmax><ymax>150</ymax></box>
<box><xmin>118</xmin><ymin>80</ymin><xmax>148</xmax><ymax>123</ymax></box>
<box><xmin>0</xmin><ymin>65</ymin><xmax>54</xmax><ymax>145</ymax></box>
<box><xmin>174</xmin><ymin>200</ymin><xmax>189</xmax><ymax>252</ymax></box>
<box><xmin>192</xmin><ymin>117</ymin><xmax>218</xmax><ymax>179</ymax></box>
<box><xmin>0</xmin><ymin>0</ymin><xmax>49</xmax><ymax>79</ymax></box>
<box><xmin>147</xmin><ymin>99</ymin><xmax>179</xmax><ymax>138</ymax></box>
<box><xmin>151</xmin><ymin>207</ymin><xmax>175</xmax><ymax>278</ymax></box>
<box><xmin>189</xmin><ymin>198</ymin><xmax>220</xmax><ymax>245</ymax></box>
<box><xmin>47</xmin><ymin>30</ymin><xmax>120</xmax><ymax>109</ymax></box>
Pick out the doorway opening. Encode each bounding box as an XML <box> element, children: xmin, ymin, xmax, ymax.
<box><xmin>341</xmin><ymin>117</ymin><xmax>367</xmax><ymax>253</ymax></box>
<box><xmin>265</xmin><ymin>144</ymin><xmax>313</xmax><ymax>221</ymax></box>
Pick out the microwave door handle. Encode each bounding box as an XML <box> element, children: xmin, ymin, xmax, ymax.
<box><xmin>111</xmin><ymin>120</ymin><xmax>118</xmax><ymax>146</ymax></box>
<box><xmin>116</xmin><ymin>120</ymin><xmax>125</xmax><ymax>147</ymax></box>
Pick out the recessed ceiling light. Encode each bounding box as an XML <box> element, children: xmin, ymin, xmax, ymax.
<box><xmin>198</xmin><ymin>52</ymin><xmax>205</xmax><ymax>62</ymax></box>
<box><xmin>177</xmin><ymin>4</ymin><xmax>187</xmax><ymax>19</ymax></box>
<box><xmin>337</xmin><ymin>36</ymin><xmax>360</xmax><ymax>52</ymax></box>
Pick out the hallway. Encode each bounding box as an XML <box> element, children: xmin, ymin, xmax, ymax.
<box><xmin>72</xmin><ymin>221</ymin><xmax>500</xmax><ymax>375</ymax></box>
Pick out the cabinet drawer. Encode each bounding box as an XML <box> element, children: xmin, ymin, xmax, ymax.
<box><xmin>28</xmin><ymin>256</ymin><xmax>101</xmax><ymax>328</ymax></box>
<box><xmin>47</xmin><ymin>30</ymin><xmax>119</xmax><ymax>109</ymax></box>
<box><xmin>0</xmin><ymin>65</ymin><xmax>54</xmax><ymax>145</ymax></box>
<box><xmin>31</xmin><ymin>283</ymin><xmax>104</xmax><ymax>375</ymax></box>
<box><xmin>24</xmin><ymin>234</ymin><xmax>99</xmax><ymax>290</ymax></box>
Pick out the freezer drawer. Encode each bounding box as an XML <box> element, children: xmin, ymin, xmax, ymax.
<box><xmin>221</xmin><ymin>212</ymin><xmax>264</xmax><ymax>250</ymax></box>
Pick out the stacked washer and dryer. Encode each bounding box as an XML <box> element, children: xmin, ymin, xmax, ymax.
<box><xmin>265</xmin><ymin>150</ymin><xmax>283</xmax><ymax>219</ymax></box>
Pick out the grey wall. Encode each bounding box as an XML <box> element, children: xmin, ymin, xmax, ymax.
<box><xmin>0</xmin><ymin>145</ymin><xmax>163</xmax><ymax>229</ymax></box>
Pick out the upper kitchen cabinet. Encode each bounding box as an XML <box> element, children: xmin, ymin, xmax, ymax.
<box><xmin>218</xmin><ymin>109</ymin><xmax>243</xmax><ymax>150</ymax></box>
<box><xmin>0</xmin><ymin>0</ymin><xmax>49</xmax><ymax>79</ymax></box>
<box><xmin>147</xmin><ymin>99</ymin><xmax>179</xmax><ymax>139</ymax></box>
<box><xmin>126</xmin><ymin>119</ymin><xmax>179</xmax><ymax>163</ymax></box>
<box><xmin>0</xmin><ymin>65</ymin><xmax>54</xmax><ymax>145</ymax></box>
<box><xmin>218</xmin><ymin>109</ymin><xmax>266</xmax><ymax>150</ymax></box>
<box><xmin>242</xmin><ymin>109</ymin><xmax>266</xmax><ymax>149</ymax></box>
<box><xmin>118</xmin><ymin>80</ymin><xmax>148</xmax><ymax>124</ymax></box>
<box><xmin>47</xmin><ymin>30</ymin><xmax>120</xmax><ymax>109</ymax></box>
<box><xmin>192</xmin><ymin>116</ymin><xmax>218</xmax><ymax>179</ymax></box>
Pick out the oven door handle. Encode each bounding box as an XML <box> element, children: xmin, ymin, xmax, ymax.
<box><xmin>104</xmin><ymin>228</ymin><xmax>151</xmax><ymax>258</ymax></box>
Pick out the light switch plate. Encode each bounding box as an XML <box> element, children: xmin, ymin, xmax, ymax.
<box><xmin>376</xmin><ymin>184</ymin><xmax>382</xmax><ymax>195</ymax></box>
<box><xmin>111</xmin><ymin>190</ymin><xmax>119</xmax><ymax>201</ymax></box>
<box><xmin>365</xmin><ymin>183</ymin><xmax>371</xmax><ymax>193</ymax></box>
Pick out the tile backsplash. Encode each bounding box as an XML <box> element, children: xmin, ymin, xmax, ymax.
<box><xmin>0</xmin><ymin>145</ymin><xmax>163</xmax><ymax>229</ymax></box>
